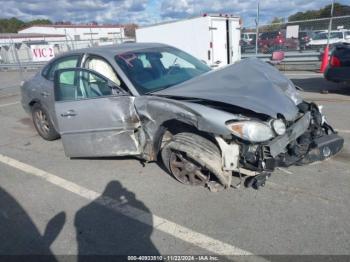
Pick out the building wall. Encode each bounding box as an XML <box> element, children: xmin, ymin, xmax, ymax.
<box><xmin>18</xmin><ymin>26</ymin><xmax>125</xmax><ymax>41</ymax></box>
<box><xmin>0</xmin><ymin>36</ymin><xmax>66</xmax><ymax>44</ymax></box>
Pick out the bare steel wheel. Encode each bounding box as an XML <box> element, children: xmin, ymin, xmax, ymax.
<box><xmin>32</xmin><ymin>104</ymin><xmax>59</xmax><ymax>141</ymax></box>
<box><xmin>169</xmin><ymin>151</ymin><xmax>210</xmax><ymax>186</ymax></box>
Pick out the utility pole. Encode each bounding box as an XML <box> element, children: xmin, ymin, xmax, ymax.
<box><xmin>327</xmin><ymin>0</ymin><xmax>335</xmax><ymax>46</ymax></box>
<box><xmin>255</xmin><ymin>1</ymin><xmax>260</xmax><ymax>56</ymax></box>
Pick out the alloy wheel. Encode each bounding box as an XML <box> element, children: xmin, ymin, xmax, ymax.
<box><xmin>34</xmin><ymin>109</ymin><xmax>50</xmax><ymax>136</ymax></box>
<box><xmin>169</xmin><ymin>151</ymin><xmax>210</xmax><ymax>186</ymax></box>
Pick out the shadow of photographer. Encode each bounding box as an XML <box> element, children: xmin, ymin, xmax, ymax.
<box><xmin>0</xmin><ymin>186</ymin><xmax>65</xmax><ymax>260</ymax></box>
<box><xmin>0</xmin><ymin>180</ymin><xmax>159</xmax><ymax>259</ymax></box>
<box><xmin>74</xmin><ymin>180</ymin><xmax>159</xmax><ymax>259</ymax></box>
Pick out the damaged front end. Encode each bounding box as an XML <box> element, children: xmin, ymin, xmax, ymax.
<box><xmin>151</xmin><ymin>58</ymin><xmax>343</xmax><ymax>190</ymax></box>
<box><xmin>230</xmin><ymin>101</ymin><xmax>344</xmax><ymax>189</ymax></box>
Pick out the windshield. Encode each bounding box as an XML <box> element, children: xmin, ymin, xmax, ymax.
<box><xmin>313</xmin><ymin>33</ymin><xmax>327</xmax><ymax>40</ymax></box>
<box><xmin>249</xmin><ymin>34</ymin><xmax>256</xmax><ymax>41</ymax></box>
<box><xmin>115</xmin><ymin>47</ymin><xmax>211</xmax><ymax>94</ymax></box>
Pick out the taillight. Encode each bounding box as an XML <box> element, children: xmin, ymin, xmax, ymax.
<box><xmin>330</xmin><ymin>56</ymin><xmax>341</xmax><ymax>67</ymax></box>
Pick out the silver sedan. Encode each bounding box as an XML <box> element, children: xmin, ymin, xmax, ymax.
<box><xmin>21</xmin><ymin>43</ymin><xmax>344</xmax><ymax>191</ymax></box>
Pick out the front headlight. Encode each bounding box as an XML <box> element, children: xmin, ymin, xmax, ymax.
<box><xmin>272</xmin><ymin>119</ymin><xmax>286</xmax><ymax>135</ymax></box>
<box><xmin>226</xmin><ymin>121</ymin><xmax>274</xmax><ymax>142</ymax></box>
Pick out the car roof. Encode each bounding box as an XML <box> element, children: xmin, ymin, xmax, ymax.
<box><xmin>64</xmin><ymin>42</ymin><xmax>171</xmax><ymax>57</ymax></box>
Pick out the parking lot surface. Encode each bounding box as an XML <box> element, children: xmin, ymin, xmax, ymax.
<box><xmin>0</xmin><ymin>70</ymin><xmax>349</xmax><ymax>260</ymax></box>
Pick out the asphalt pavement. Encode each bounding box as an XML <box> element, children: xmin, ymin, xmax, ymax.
<box><xmin>0</xmin><ymin>70</ymin><xmax>349</xmax><ymax>261</ymax></box>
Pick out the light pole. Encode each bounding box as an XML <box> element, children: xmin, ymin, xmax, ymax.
<box><xmin>255</xmin><ymin>1</ymin><xmax>260</xmax><ymax>56</ymax></box>
<box><xmin>327</xmin><ymin>0</ymin><xmax>335</xmax><ymax>47</ymax></box>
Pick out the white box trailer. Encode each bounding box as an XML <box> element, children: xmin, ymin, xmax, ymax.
<box><xmin>136</xmin><ymin>15</ymin><xmax>241</xmax><ymax>68</ymax></box>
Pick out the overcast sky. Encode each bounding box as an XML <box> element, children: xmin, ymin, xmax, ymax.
<box><xmin>1</xmin><ymin>0</ymin><xmax>349</xmax><ymax>26</ymax></box>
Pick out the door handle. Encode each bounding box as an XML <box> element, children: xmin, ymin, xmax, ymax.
<box><xmin>61</xmin><ymin>110</ymin><xmax>77</xmax><ymax>117</ymax></box>
<box><xmin>41</xmin><ymin>92</ymin><xmax>50</xmax><ymax>97</ymax></box>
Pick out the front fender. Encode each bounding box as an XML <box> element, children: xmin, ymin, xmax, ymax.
<box><xmin>134</xmin><ymin>96</ymin><xmax>246</xmax><ymax>160</ymax></box>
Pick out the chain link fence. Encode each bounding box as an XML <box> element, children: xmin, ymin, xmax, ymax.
<box><xmin>241</xmin><ymin>15</ymin><xmax>350</xmax><ymax>60</ymax></box>
<box><xmin>0</xmin><ymin>37</ymin><xmax>134</xmax><ymax>70</ymax></box>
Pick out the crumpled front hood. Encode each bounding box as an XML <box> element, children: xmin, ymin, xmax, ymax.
<box><xmin>155</xmin><ymin>58</ymin><xmax>300</xmax><ymax>121</ymax></box>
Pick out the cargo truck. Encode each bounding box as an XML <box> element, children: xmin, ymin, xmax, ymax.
<box><xmin>136</xmin><ymin>14</ymin><xmax>241</xmax><ymax>68</ymax></box>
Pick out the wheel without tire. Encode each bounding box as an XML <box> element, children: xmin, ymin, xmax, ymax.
<box><xmin>32</xmin><ymin>104</ymin><xmax>59</xmax><ymax>141</ymax></box>
<box><xmin>161</xmin><ymin>132</ymin><xmax>231</xmax><ymax>189</ymax></box>
<box><xmin>168</xmin><ymin>151</ymin><xmax>210</xmax><ymax>186</ymax></box>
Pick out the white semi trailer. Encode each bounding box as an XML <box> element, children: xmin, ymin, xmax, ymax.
<box><xmin>136</xmin><ymin>14</ymin><xmax>241</xmax><ymax>68</ymax></box>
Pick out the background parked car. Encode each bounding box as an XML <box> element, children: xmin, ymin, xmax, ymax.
<box><xmin>324</xmin><ymin>42</ymin><xmax>350</xmax><ymax>83</ymax></box>
<box><xmin>307</xmin><ymin>30</ymin><xmax>350</xmax><ymax>51</ymax></box>
<box><xmin>242</xmin><ymin>32</ymin><xmax>256</xmax><ymax>44</ymax></box>
<box><xmin>241</xmin><ymin>33</ymin><xmax>256</xmax><ymax>53</ymax></box>
<box><xmin>258</xmin><ymin>31</ymin><xmax>299</xmax><ymax>53</ymax></box>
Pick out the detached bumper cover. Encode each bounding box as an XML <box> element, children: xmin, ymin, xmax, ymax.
<box><xmin>264</xmin><ymin>110</ymin><xmax>343</xmax><ymax>169</ymax></box>
<box><xmin>301</xmin><ymin>133</ymin><xmax>344</xmax><ymax>163</ymax></box>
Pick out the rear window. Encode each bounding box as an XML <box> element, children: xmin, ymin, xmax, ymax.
<box><xmin>331</xmin><ymin>32</ymin><xmax>343</xmax><ymax>39</ymax></box>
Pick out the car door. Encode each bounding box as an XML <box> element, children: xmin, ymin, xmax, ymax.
<box><xmin>40</xmin><ymin>55</ymin><xmax>82</xmax><ymax>129</ymax></box>
<box><xmin>54</xmin><ymin>68</ymin><xmax>142</xmax><ymax>158</ymax></box>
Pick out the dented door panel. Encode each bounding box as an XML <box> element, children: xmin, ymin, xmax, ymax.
<box><xmin>56</xmin><ymin>96</ymin><xmax>141</xmax><ymax>158</ymax></box>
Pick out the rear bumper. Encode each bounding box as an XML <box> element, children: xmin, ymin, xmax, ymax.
<box><xmin>324</xmin><ymin>67</ymin><xmax>350</xmax><ymax>82</ymax></box>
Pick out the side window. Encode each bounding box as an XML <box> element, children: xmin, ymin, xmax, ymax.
<box><xmin>55</xmin><ymin>70</ymin><xmax>112</xmax><ymax>102</ymax></box>
<box><xmin>85</xmin><ymin>57</ymin><xmax>121</xmax><ymax>86</ymax></box>
<box><xmin>330</xmin><ymin>32</ymin><xmax>342</xmax><ymax>39</ymax></box>
<box><xmin>160</xmin><ymin>52</ymin><xmax>195</xmax><ymax>69</ymax></box>
<box><xmin>47</xmin><ymin>56</ymin><xmax>80</xmax><ymax>81</ymax></box>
